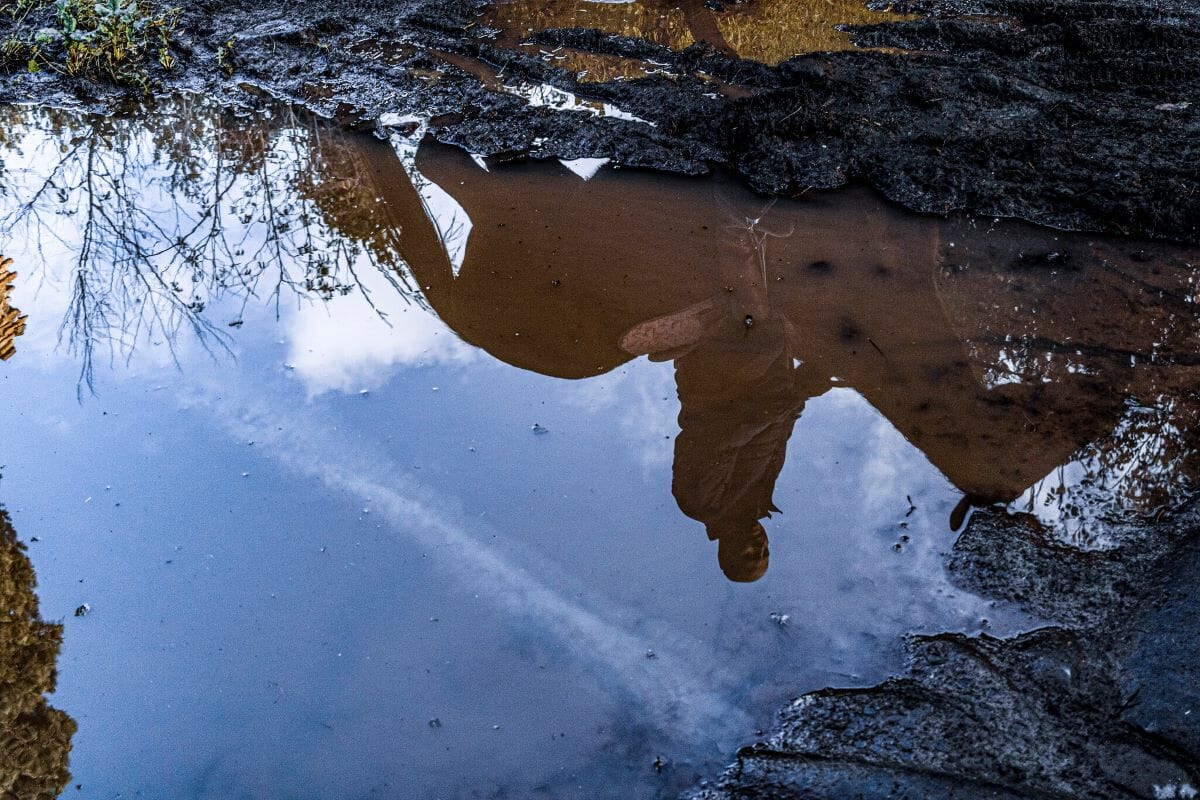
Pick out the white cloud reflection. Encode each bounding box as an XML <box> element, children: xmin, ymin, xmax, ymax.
<box><xmin>282</xmin><ymin>262</ymin><xmax>477</xmax><ymax>397</ymax></box>
<box><xmin>185</xmin><ymin>381</ymin><xmax>753</xmax><ymax>745</ymax></box>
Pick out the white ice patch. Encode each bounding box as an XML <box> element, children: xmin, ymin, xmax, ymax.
<box><xmin>558</xmin><ymin>157</ymin><xmax>610</xmax><ymax>181</ymax></box>
<box><xmin>376</xmin><ymin>112</ymin><xmax>424</xmax><ymax>129</ymax></box>
<box><xmin>1154</xmin><ymin>785</ymin><xmax>1198</xmax><ymax>799</ymax></box>
<box><xmin>505</xmin><ymin>81</ymin><xmax>655</xmax><ymax>127</ymax></box>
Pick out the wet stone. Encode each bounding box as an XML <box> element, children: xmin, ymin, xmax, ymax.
<box><xmin>1120</xmin><ymin>534</ymin><xmax>1200</xmax><ymax>764</ymax></box>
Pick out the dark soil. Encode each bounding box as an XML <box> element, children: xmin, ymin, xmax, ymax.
<box><xmin>688</xmin><ymin>505</ymin><xmax>1200</xmax><ymax>799</ymax></box>
<box><xmin>3</xmin><ymin>0</ymin><xmax>1198</xmax><ymax>242</ymax></box>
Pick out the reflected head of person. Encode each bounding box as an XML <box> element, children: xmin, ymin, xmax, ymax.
<box><xmin>715</xmin><ymin>520</ymin><xmax>770</xmax><ymax>583</ymax></box>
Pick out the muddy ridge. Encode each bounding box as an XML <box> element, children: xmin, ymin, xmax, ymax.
<box><xmin>3</xmin><ymin>0</ymin><xmax>1199</xmax><ymax>243</ymax></box>
<box><xmin>690</xmin><ymin>506</ymin><xmax>1200</xmax><ymax>800</ymax></box>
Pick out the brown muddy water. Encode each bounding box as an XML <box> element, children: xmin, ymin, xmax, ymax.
<box><xmin>0</xmin><ymin>95</ymin><xmax>1198</xmax><ymax>798</ymax></box>
<box><xmin>481</xmin><ymin>0</ymin><xmax>912</xmax><ymax>81</ymax></box>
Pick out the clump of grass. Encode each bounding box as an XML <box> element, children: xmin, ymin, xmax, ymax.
<box><xmin>1</xmin><ymin>0</ymin><xmax>179</xmax><ymax>92</ymax></box>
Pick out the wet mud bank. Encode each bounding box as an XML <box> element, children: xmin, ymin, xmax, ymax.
<box><xmin>691</xmin><ymin>505</ymin><xmax>1200</xmax><ymax>799</ymax></box>
<box><xmin>4</xmin><ymin>0</ymin><xmax>1199</xmax><ymax>243</ymax></box>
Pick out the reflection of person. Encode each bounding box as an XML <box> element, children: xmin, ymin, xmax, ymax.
<box><xmin>621</xmin><ymin>295</ymin><xmax>811</xmax><ymax>581</ymax></box>
<box><xmin>371</xmin><ymin>141</ymin><xmax>1181</xmax><ymax>583</ymax></box>
<box><xmin>674</xmin><ymin>321</ymin><xmax>796</xmax><ymax>582</ymax></box>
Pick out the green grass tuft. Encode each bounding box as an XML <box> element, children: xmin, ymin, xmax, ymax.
<box><xmin>1</xmin><ymin>0</ymin><xmax>179</xmax><ymax>92</ymax></box>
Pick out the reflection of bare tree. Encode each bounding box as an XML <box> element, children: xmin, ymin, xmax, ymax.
<box><xmin>1012</xmin><ymin>393</ymin><xmax>1200</xmax><ymax>547</ymax></box>
<box><xmin>0</xmin><ymin>506</ymin><xmax>75</xmax><ymax>796</ymax></box>
<box><xmin>0</xmin><ymin>95</ymin><xmax>423</xmax><ymax>394</ymax></box>
<box><xmin>936</xmin><ymin>241</ymin><xmax>1200</xmax><ymax>546</ymax></box>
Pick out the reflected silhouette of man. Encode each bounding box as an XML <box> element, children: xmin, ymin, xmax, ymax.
<box><xmin>372</xmin><ymin>141</ymin><xmax>1156</xmax><ymax>584</ymax></box>
<box><xmin>621</xmin><ymin>291</ymin><xmax>811</xmax><ymax>582</ymax></box>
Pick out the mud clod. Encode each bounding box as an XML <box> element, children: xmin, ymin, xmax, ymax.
<box><xmin>690</xmin><ymin>505</ymin><xmax>1200</xmax><ymax>799</ymax></box>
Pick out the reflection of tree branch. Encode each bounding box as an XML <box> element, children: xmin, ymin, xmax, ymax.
<box><xmin>1018</xmin><ymin>392</ymin><xmax>1199</xmax><ymax>547</ymax></box>
<box><xmin>0</xmin><ymin>99</ymin><xmax>430</xmax><ymax>394</ymax></box>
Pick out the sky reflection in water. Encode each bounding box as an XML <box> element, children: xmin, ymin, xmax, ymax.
<box><xmin>0</xmin><ymin>96</ymin><xmax>1198</xmax><ymax>798</ymax></box>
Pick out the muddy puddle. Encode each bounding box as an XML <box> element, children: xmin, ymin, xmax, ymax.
<box><xmin>479</xmin><ymin>0</ymin><xmax>911</xmax><ymax>81</ymax></box>
<box><xmin>1</xmin><ymin>95</ymin><xmax>1199</xmax><ymax>798</ymax></box>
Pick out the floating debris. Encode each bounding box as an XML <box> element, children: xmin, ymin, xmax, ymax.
<box><xmin>531</xmin><ymin>423</ymin><xmax>549</xmax><ymax>435</ymax></box>
<box><xmin>428</xmin><ymin>718</ymin><xmax>442</xmax><ymax>728</ymax></box>
<box><xmin>769</xmin><ymin>612</ymin><xmax>790</xmax><ymax>626</ymax></box>
<box><xmin>74</xmin><ymin>604</ymin><xmax>91</xmax><ymax>617</ymax></box>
